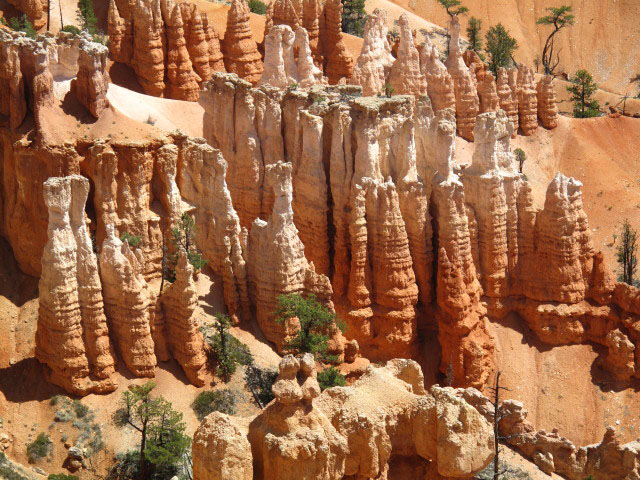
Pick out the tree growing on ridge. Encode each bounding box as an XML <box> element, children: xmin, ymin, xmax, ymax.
<box><xmin>616</xmin><ymin>219</ymin><xmax>638</xmax><ymax>286</ymax></box>
<box><xmin>567</xmin><ymin>69</ymin><xmax>600</xmax><ymax>118</ymax></box>
<box><xmin>485</xmin><ymin>24</ymin><xmax>518</xmax><ymax>77</ymax></box>
<box><xmin>436</xmin><ymin>0</ymin><xmax>469</xmax><ymax>18</ymax></box>
<box><xmin>536</xmin><ymin>5</ymin><xmax>575</xmax><ymax>75</ymax></box>
<box><xmin>466</xmin><ymin>16</ymin><xmax>484</xmax><ymax>59</ymax></box>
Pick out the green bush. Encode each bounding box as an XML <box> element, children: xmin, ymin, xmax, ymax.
<box><xmin>248</xmin><ymin>0</ymin><xmax>268</xmax><ymax>14</ymax></box>
<box><xmin>192</xmin><ymin>389</ymin><xmax>238</xmax><ymax>421</ymax></box>
<box><xmin>0</xmin><ymin>452</ymin><xmax>30</xmax><ymax>480</ymax></box>
<box><xmin>245</xmin><ymin>365</ymin><xmax>278</xmax><ymax>407</ymax></box>
<box><xmin>204</xmin><ymin>314</ymin><xmax>253</xmax><ymax>381</ymax></box>
<box><xmin>27</xmin><ymin>433</ymin><xmax>53</xmax><ymax>463</ymax></box>
<box><xmin>48</xmin><ymin>474</ymin><xmax>79</xmax><ymax>480</ymax></box>
<box><xmin>120</xmin><ymin>231</ymin><xmax>142</xmax><ymax>248</ymax></box>
<box><xmin>8</xmin><ymin>14</ymin><xmax>37</xmax><ymax>39</ymax></box>
<box><xmin>61</xmin><ymin>25</ymin><xmax>81</xmax><ymax>35</ymax></box>
<box><xmin>165</xmin><ymin>213</ymin><xmax>208</xmax><ymax>282</ymax></box>
<box><xmin>49</xmin><ymin>395</ymin><xmax>67</xmax><ymax>406</ymax></box>
<box><xmin>317</xmin><ymin>366</ymin><xmax>347</xmax><ymax>390</ymax></box>
<box><xmin>72</xmin><ymin>400</ymin><xmax>89</xmax><ymax>419</ymax></box>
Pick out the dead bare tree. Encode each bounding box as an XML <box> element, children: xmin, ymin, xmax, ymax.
<box><xmin>487</xmin><ymin>371</ymin><xmax>513</xmax><ymax>480</ymax></box>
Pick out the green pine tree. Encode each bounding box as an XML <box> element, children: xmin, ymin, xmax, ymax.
<box><xmin>341</xmin><ymin>0</ymin><xmax>367</xmax><ymax>37</ymax></box>
<box><xmin>485</xmin><ymin>23</ymin><xmax>518</xmax><ymax>77</ymax></box>
<box><xmin>274</xmin><ymin>293</ymin><xmax>346</xmax><ymax>362</ymax></box>
<box><xmin>536</xmin><ymin>6</ymin><xmax>575</xmax><ymax>75</ymax></box>
<box><xmin>112</xmin><ymin>382</ymin><xmax>190</xmax><ymax>480</ymax></box>
<box><xmin>436</xmin><ymin>0</ymin><xmax>469</xmax><ymax>17</ymax></box>
<box><xmin>566</xmin><ymin>69</ymin><xmax>600</xmax><ymax>118</ymax></box>
<box><xmin>466</xmin><ymin>16</ymin><xmax>484</xmax><ymax>60</ymax></box>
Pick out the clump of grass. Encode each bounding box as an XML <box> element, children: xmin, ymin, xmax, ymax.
<box><xmin>27</xmin><ymin>433</ymin><xmax>53</xmax><ymax>463</ymax></box>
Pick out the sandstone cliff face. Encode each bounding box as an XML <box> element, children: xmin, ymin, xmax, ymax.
<box><xmin>107</xmin><ymin>0</ymin><xmax>231</xmax><ymax>99</ymax></box>
<box><xmin>517</xmin><ymin>65</ymin><xmax>538</xmax><ymax>136</ymax></box>
<box><xmin>99</xmin><ymin>225</ymin><xmax>158</xmax><ymax>377</ymax></box>
<box><xmin>161</xmin><ymin>250</ymin><xmax>207</xmax><ymax>386</ymax></box>
<box><xmin>36</xmin><ymin>176</ymin><xmax>117</xmax><ymax>395</ymax></box>
<box><xmin>193</xmin><ymin>358</ymin><xmax>494</xmax><ymax>480</ymax></box>
<box><xmin>537</xmin><ymin>74</ymin><xmax>559</xmax><ymax>129</ymax></box>
<box><xmin>421</xmin><ymin>44</ymin><xmax>456</xmax><ymax>113</ymax></box>
<box><xmin>386</xmin><ymin>14</ymin><xmax>427</xmax><ymax>95</ymax></box>
<box><xmin>349</xmin><ymin>9</ymin><xmax>394</xmax><ymax>96</ymax></box>
<box><xmin>444</xmin><ymin>16</ymin><xmax>479</xmax><ymax>141</ymax></box>
<box><xmin>0</xmin><ymin>37</ymin><xmax>27</xmax><ymax>129</ymax></box>
<box><xmin>222</xmin><ymin>0</ymin><xmax>264</xmax><ymax>84</ymax></box>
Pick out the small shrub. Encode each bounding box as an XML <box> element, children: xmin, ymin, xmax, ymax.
<box><xmin>50</xmin><ymin>395</ymin><xmax>67</xmax><ymax>406</ymax></box>
<box><xmin>9</xmin><ymin>14</ymin><xmax>37</xmax><ymax>39</ymax></box>
<box><xmin>27</xmin><ymin>433</ymin><xmax>53</xmax><ymax>463</ymax></box>
<box><xmin>0</xmin><ymin>452</ymin><xmax>30</xmax><ymax>480</ymax></box>
<box><xmin>317</xmin><ymin>367</ymin><xmax>347</xmax><ymax>391</ymax></box>
<box><xmin>54</xmin><ymin>409</ymin><xmax>73</xmax><ymax>423</ymax></box>
<box><xmin>248</xmin><ymin>0</ymin><xmax>268</xmax><ymax>14</ymax></box>
<box><xmin>204</xmin><ymin>314</ymin><xmax>253</xmax><ymax>381</ymax></box>
<box><xmin>384</xmin><ymin>83</ymin><xmax>395</xmax><ymax>98</ymax></box>
<box><xmin>245</xmin><ymin>365</ymin><xmax>278</xmax><ymax>407</ymax></box>
<box><xmin>72</xmin><ymin>400</ymin><xmax>89</xmax><ymax>419</ymax></box>
<box><xmin>192</xmin><ymin>389</ymin><xmax>238</xmax><ymax>421</ymax></box>
<box><xmin>314</xmin><ymin>95</ymin><xmax>327</xmax><ymax>104</ymax></box>
<box><xmin>120</xmin><ymin>231</ymin><xmax>141</xmax><ymax>247</ymax></box>
<box><xmin>61</xmin><ymin>25</ymin><xmax>81</xmax><ymax>36</ymax></box>
<box><xmin>48</xmin><ymin>474</ymin><xmax>79</xmax><ymax>480</ymax></box>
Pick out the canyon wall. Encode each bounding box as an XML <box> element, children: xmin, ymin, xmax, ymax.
<box><xmin>193</xmin><ymin>357</ymin><xmax>494</xmax><ymax>480</ymax></box>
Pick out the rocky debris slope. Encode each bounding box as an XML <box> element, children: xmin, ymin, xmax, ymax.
<box><xmin>193</xmin><ymin>357</ymin><xmax>494</xmax><ymax>479</ymax></box>
<box><xmin>461</xmin><ymin>389</ymin><xmax>640</xmax><ymax>480</ymax></box>
<box><xmin>36</xmin><ymin>176</ymin><xmax>118</xmax><ymax>395</ymax></box>
<box><xmin>108</xmin><ymin>0</ymin><xmax>228</xmax><ymax>99</ymax></box>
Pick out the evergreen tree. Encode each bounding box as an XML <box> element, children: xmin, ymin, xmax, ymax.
<box><xmin>436</xmin><ymin>0</ymin><xmax>468</xmax><ymax>17</ymax></box>
<box><xmin>536</xmin><ymin>6</ymin><xmax>575</xmax><ymax>75</ymax></box>
<box><xmin>274</xmin><ymin>293</ymin><xmax>345</xmax><ymax>362</ymax></box>
<box><xmin>165</xmin><ymin>213</ymin><xmax>207</xmax><ymax>282</ymax></box>
<box><xmin>77</xmin><ymin>0</ymin><xmax>98</xmax><ymax>35</ymax></box>
<box><xmin>204</xmin><ymin>314</ymin><xmax>253</xmax><ymax>381</ymax></box>
<box><xmin>466</xmin><ymin>16</ymin><xmax>483</xmax><ymax>58</ymax></box>
<box><xmin>514</xmin><ymin>148</ymin><xmax>526</xmax><ymax>174</ymax></box>
<box><xmin>112</xmin><ymin>382</ymin><xmax>190</xmax><ymax>480</ymax></box>
<box><xmin>485</xmin><ymin>23</ymin><xmax>518</xmax><ymax>77</ymax></box>
<box><xmin>566</xmin><ymin>69</ymin><xmax>600</xmax><ymax>118</ymax></box>
<box><xmin>8</xmin><ymin>15</ymin><xmax>37</xmax><ymax>39</ymax></box>
<box><xmin>341</xmin><ymin>0</ymin><xmax>367</xmax><ymax>37</ymax></box>
<box><xmin>616</xmin><ymin>219</ymin><xmax>638</xmax><ymax>286</ymax></box>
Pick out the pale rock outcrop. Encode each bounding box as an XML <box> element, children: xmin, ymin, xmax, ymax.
<box><xmin>108</xmin><ymin>0</ymin><xmax>133</xmax><ymax>64</ymax></box>
<box><xmin>161</xmin><ymin>250</ymin><xmax>207</xmax><ymax>386</ymax></box>
<box><xmin>36</xmin><ymin>176</ymin><xmax>117</xmax><ymax>395</ymax></box>
<box><xmin>164</xmin><ymin>3</ymin><xmax>201</xmax><ymax>101</ymax></box>
<box><xmin>537</xmin><ymin>74</ymin><xmax>559</xmax><ymax>129</ymax></box>
<box><xmin>194</xmin><ymin>359</ymin><xmax>493</xmax><ymax>479</ymax></box>
<box><xmin>179</xmin><ymin>2</ymin><xmax>212</xmax><ymax>84</ymax></box>
<box><xmin>431</xmin><ymin>112</ymin><xmax>495</xmax><ymax>388</ymax></box>
<box><xmin>445</xmin><ymin>16</ymin><xmax>479</xmax><ymax>141</ymax></box>
<box><xmin>349</xmin><ymin>9</ymin><xmax>395</xmax><ymax>96</ymax></box>
<box><xmin>320</xmin><ymin>0</ymin><xmax>354</xmax><ymax>83</ymax></box>
<box><xmin>222</xmin><ymin>0</ymin><xmax>264</xmax><ymax>84</ymax></box>
<box><xmin>386</xmin><ymin>14</ymin><xmax>427</xmax><ymax>95</ymax></box>
<box><xmin>517</xmin><ymin>65</ymin><xmax>538</xmax><ymax>135</ymax></box>
<box><xmin>421</xmin><ymin>44</ymin><xmax>455</xmax><ymax>113</ymax></box>
<box><xmin>99</xmin><ymin>224</ymin><xmax>157</xmax><ymax>377</ymax></box>
<box><xmin>260</xmin><ymin>26</ymin><xmax>323</xmax><ymax>89</ymax></box>
<box><xmin>201</xmin><ymin>12</ymin><xmax>226</xmax><ymax>72</ymax></box>
<box><xmin>176</xmin><ymin>136</ymin><xmax>250</xmax><ymax>323</ymax></box>
<box><xmin>71</xmin><ymin>40</ymin><xmax>110</xmax><ymax>118</ymax></box>
<box><xmin>0</xmin><ymin>38</ymin><xmax>27</xmax><ymax>129</ymax></box>
<box><xmin>247</xmin><ymin>162</ymin><xmax>334</xmax><ymax>351</ymax></box>
<box><xmin>477</xmin><ymin>72</ymin><xmax>499</xmax><ymax>113</ymax></box>
<box><xmin>192</xmin><ymin>413</ymin><xmax>253</xmax><ymax>480</ymax></box>
<box><xmin>132</xmin><ymin>0</ymin><xmax>166</xmax><ymax>97</ymax></box>
<box><xmin>496</xmin><ymin>67</ymin><xmax>518</xmax><ymax>137</ymax></box>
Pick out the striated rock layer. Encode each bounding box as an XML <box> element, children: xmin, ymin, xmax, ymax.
<box><xmin>222</xmin><ymin>0</ymin><xmax>264</xmax><ymax>84</ymax></box>
<box><xmin>537</xmin><ymin>74</ymin><xmax>559</xmax><ymax>129</ymax></box>
<box><xmin>386</xmin><ymin>14</ymin><xmax>427</xmax><ymax>95</ymax></box>
<box><xmin>36</xmin><ymin>176</ymin><xmax>117</xmax><ymax>395</ymax></box>
<box><xmin>193</xmin><ymin>358</ymin><xmax>494</xmax><ymax>480</ymax></box>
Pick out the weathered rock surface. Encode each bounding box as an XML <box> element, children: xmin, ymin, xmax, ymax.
<box><xmin>222</xmin><ymin>0</ymin><xmax>264</xmax><ymax>84</ymax></box>
<box><xmin>537</xmin><ymin>74</ymin><xmax>559</xmax><ymax>129</ymax></box>
<box><xmin>320</xmin><ymin>0</ymin><xmax>354</xmax><ymax>83</ymax></box>
<box><xmin>517</xmin><ymin>65</ymin><xmax>538</xmax><ymax>135</ymax></box>
<box><xmin>160</xmin><ymin>250</ymin><xmax>207</xmax><ymax>386</ymax></box>
<box><xmin>164</xmin><ymin>3</ymin><xmax>201</xmax><ymax>101</ymax></box>
<box><xmin>99</xmin><ymin>224</ymin><xmax>157</xmax><ymax>377</ymax></box>
<box><xmin>496</xmin><ymin>67</ymin><xmax>518</xmax><ymax>137</ymax></box>
<box><xmin>0</xmin><ymin>37</ymin><xmax>27</xmax><ymax>129</ymax></box>
<box><xmin>349</xmin><ymin>9</ymin><xmax>394</xmax><ymax>96</ymax></box>
<box><xmin>444</xmin><ymin>16</ymin><xmax>479</xmax><ymax>141</ymax></box>
<box><xmin>36</xmin><ymin>176</ymin><xmax>117</xmax><ymax>395</ymax></box>
<box><xmin>71</xmin><ymin>40</ymin><xmax>110</xmax><ymax>118</ymax></box>
<box><xmin>131</xmin><ymin>0</ymin><xmax>166</xmax><ymax>97</ymax></box>
<box><xmin>386</xmin><ymin>14</ymin><xmax>427</xmax><ymax>95</ymax></box>
<box><xmin>193</xmin><ymin>359</ymin><xmax>493</xmax><ymax>479</ymax></box>
<box><xmin>477</xmin><ymin>72</ymin><xmax>499</xmax><ymax>113</ymax></box>
<box><xmin>421</xmin><ymin>44</ymin><xmax>456</xmax><ymax>113</ymax></box>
